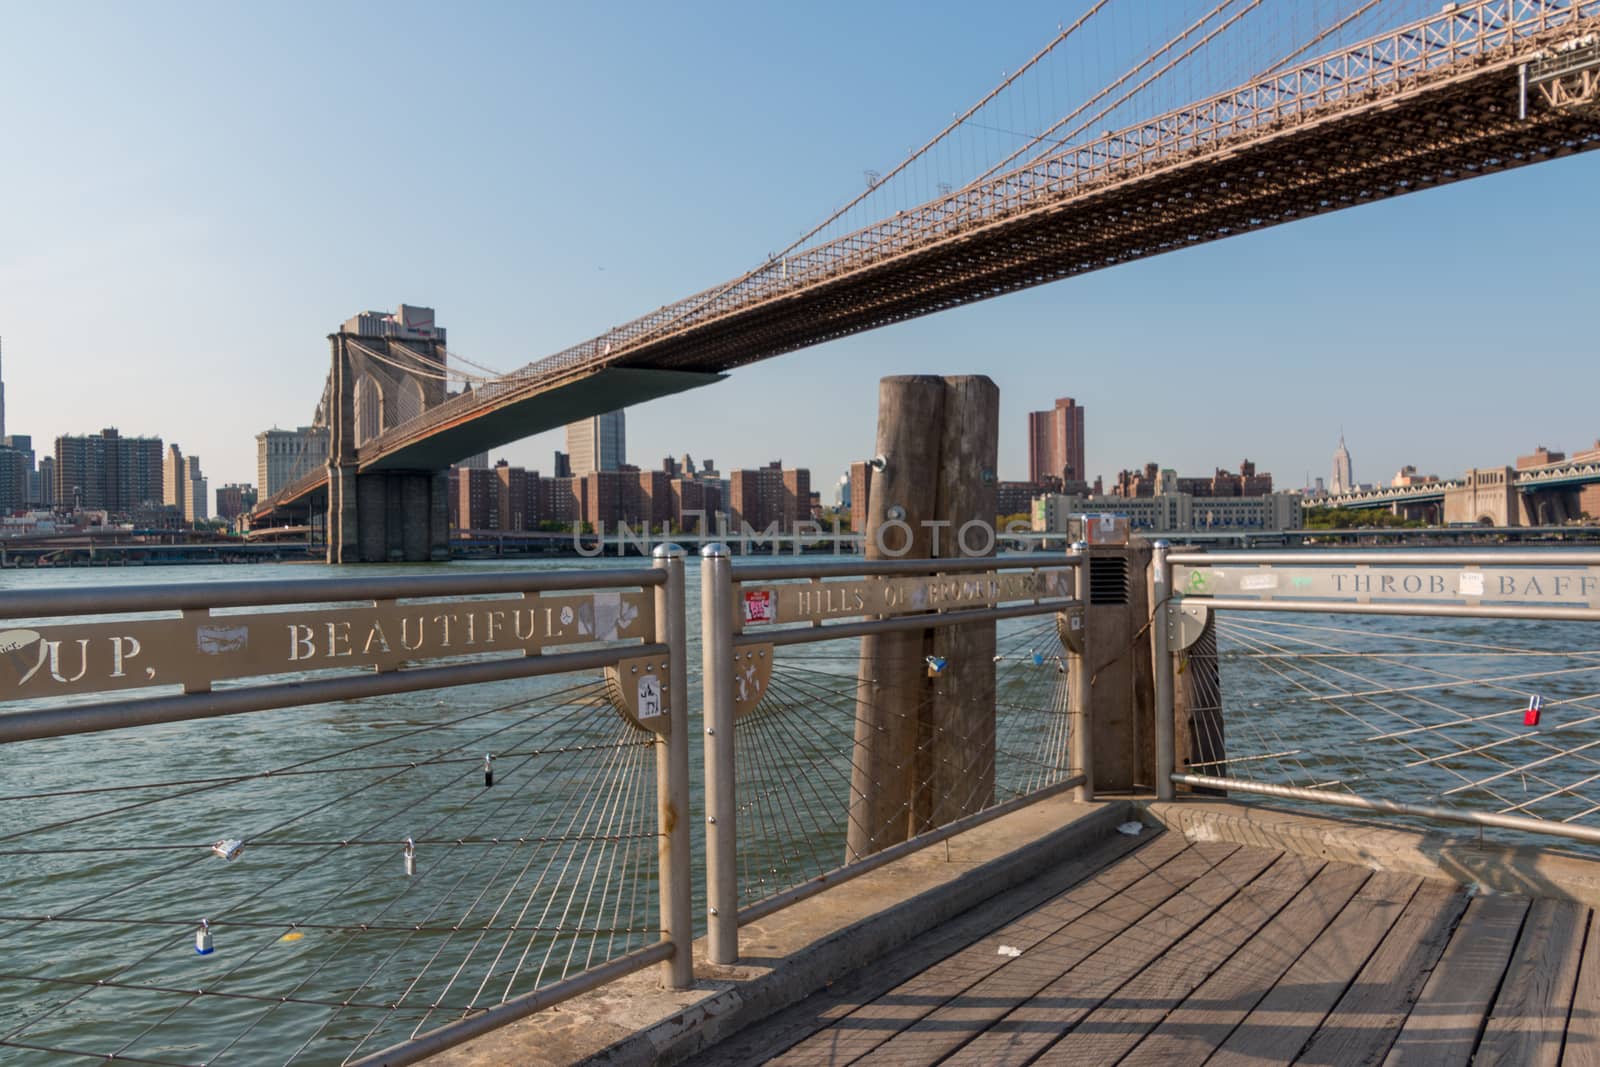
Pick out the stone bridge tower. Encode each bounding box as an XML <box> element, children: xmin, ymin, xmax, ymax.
<box><xmin>325</xmin><ymin>325</ymin><xmax>452</xmax><ymax>563</ymax></box>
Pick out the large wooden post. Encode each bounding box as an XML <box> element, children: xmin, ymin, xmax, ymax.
<box><xmin>848</xmin><ymin>375</ymin><xmax>999</xmax><ymax>857</ymax></box>
<box><xmin>920</xmin><ymin>376</ymin><xmax>999</xmax><ymax>831</ymax></box>
<box><xmin>849</xmin><ymin>377</ymin><xmax>943</xmax><ymax>859</ymax></box>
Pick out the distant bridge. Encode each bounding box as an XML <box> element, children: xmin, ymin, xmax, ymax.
<box><xmin>1322</xmin><ymin>456</ymin><xmax>1600</xmax><ymax>522</ymax></box>
<box><xmin>254</xmin><ymin>0</ymin><xmax>1600</xmax><ymax>560</ymax></box>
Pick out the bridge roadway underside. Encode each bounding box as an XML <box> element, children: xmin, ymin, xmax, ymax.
<box><xmin>595</xmin><ymin>55</ymin><xmax>1600</xmax><ymax>378</ymax></box>
<box><xmin>363</xmin><ymin>368</ymin><xmax>725</xmax><ymax>472</ymax></box>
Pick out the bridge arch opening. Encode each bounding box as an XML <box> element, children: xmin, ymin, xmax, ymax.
<box><xmin>394</xmin><ymin>376</ymin><xmax>426</xmax><ymax>428</ymax></box>
<box><xmin>354</xmin><ymin>373</ymin><xmax>385</xmax><ymax>446</ymax></box>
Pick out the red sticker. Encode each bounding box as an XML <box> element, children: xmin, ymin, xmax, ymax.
<box><xmin>743</xmin><ymin>589</ymin><xmax>774</xmax><ymax>625</ymax></box>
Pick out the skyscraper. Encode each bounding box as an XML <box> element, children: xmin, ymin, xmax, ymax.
<box><xmin>1330</xmin><ymin>432</ymin><xmax>1354</xmax><ymax>495</ymax></box>
<box><xmin>1027</xmin><ymin>397</ymin><xmax>1086</xmax><ymax>486</ymax></box>
<box><xmin>566</xmin><ymin>410</ymin><xmax>625</xmax><ymax>476</ymax></box>
<box><xmin>0</xmin><ymin>336</ymin><xmax>7</xmax><ymax>440</ymax></box>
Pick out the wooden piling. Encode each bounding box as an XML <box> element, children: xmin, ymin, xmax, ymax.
<box><xmin>920</xmin><ymin>375</ymin><xmax>999</xmax><ymax>831</ymax></box>
<box><xmin>849</xmin><ymin>376</ymin><xmax>945</xmax><ymax>859</ymax></box>
<box><xmin>848</xmin><ymin>374</ymin><xmax>1000</xmax><ymax>856</ymax></box>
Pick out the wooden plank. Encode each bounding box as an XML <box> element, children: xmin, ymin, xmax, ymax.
<box><xmin>1295</xmin><ymin>879</ymin><xmax>1468</xmax><ymax>1066</ymax></box>
<box><xmin>1380</xmin><ymin>893</ymin><xmax>1530</xmax><ymax>1067</ymax></box>
<box><xmin>1475</xmin><ymin>897</ymin><xmax>1588</xmax><ymax>1067</ymax></box>
<box><xmin>942</xmin><ymin>845</ymin><xmax>1286</xmax><ymax>1066</ymax></box>
<box><xmin>817</xmin><ymin>841</ymin><xmax>1240</xmax><ymax>1067</ymax></box>
<box><xmin>1562</xmin><ymin>908</ymin><xmax>1600</xmax><ymax>1067</ymax></box>
<box><xmin>685</xmin><ymin>828</ymin><xmax>1153</xmax><ymax>1067</ymax></box>
<box><xmin>1203</xmin><ymin>870</ymin><xmax>1420</xmax><ymax>1067</ymax></box>
<box><xmin>1119</xmin><ymin>861</ymin><xmax>1372</xmax><ymax>1067</ymax></box>
<box><xmin>1029</xmin><ymin>852</ymin><xmax>1323</xmax><ymax>1065</ymax></box>
<box><xmin>748</xmin><ymin>831</ymin><xmax>1193</xmax><ymax>1067</ymax></box>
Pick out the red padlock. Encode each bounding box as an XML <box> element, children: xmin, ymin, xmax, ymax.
<box><xmin>1525</xmin><ymin>694</ymin><xmax>1542</xmax><ymax>727</ymax></box>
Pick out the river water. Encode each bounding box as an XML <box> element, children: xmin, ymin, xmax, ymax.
<box><xmin>1</xmin><ymin>553</ymin><xmax>1595</xmax><ymax>1065</ymax></box>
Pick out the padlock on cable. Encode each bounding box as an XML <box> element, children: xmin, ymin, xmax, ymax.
<box><xmin>195</xmin><ymin>919</ymin><xmax>214</xmax><ymax>956</ymax></box>
<box><xmin>925</xmin><ymin>655</ymin><xmax>947</xmax><ymax>678</ymax></box>
<box><xmin>403</xmin><ymin>836</ymin><xmax>417</xmax><ymax>877</ymax></box>
<box><xmin>1525</xmin><ymin>694</ymin><xmax>1542</xmax><ymax>727</ymax></box>
<box><xmin>483</xmin><ymin>753</ymin><xmax>495</xmax><ymax>788</ymax></box>
<box><xmin>1031</xmin><ymin>650</ymin><xmax>1045</xmax><ymax>667</ymax></box>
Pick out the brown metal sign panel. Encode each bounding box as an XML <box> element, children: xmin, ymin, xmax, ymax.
<box><xmin>1173</xmin><ymin>564</ymin><xmax>1600</xmax><ymax>607</ymax></box>
<box><xmin>0</xmin><ymin>589</ymin><xmax>654</xmax><ymax>702</ymax></box>
<box><xmin>738</xmin><ymin>568</ymin><xmax>1074</xmax><ymax>626</ymax></box>
<box><xmin>731</xmin><ymin>645</ymin><xmax>773</xmax><ymax>719</ymax></box>
<box><xmin>605</xmin><ymin>653</ymin><xmax>673</xmax><ymax>735</ymax></box>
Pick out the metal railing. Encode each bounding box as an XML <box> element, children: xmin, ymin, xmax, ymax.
<box><xmin>0</xmin><ymin>550</ymin><xmax>692</xmax><ymax>1067</ymax></box>
<box><xmin>697</xmin><ymin>547</ymin><xmax>1087</xmax><ymax>964</ymax></box>
<box><xmin>1153</xmin><ymin>547</ymin><xmax>1600</xmax><ymax>847</ymax></box>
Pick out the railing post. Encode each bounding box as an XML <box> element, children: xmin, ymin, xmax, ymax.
<box><xmin>1067</xmin><ymin>541</ymin><xmax>1093</xmax><ymax>803</ymax></box>
<box><xmin>1152</xmin><ymin>540</ymin><xmax>1176</xmax><ymax>802</ymax></box>
<box><xmin>652</xmin><ymin>544</ymin><xmax>692</xmax><ymax>988</ymax></box>
<box><xmin>700</xmin><ymin>543</ymin><xmax>739</xmax><ymax>964</ymax></box>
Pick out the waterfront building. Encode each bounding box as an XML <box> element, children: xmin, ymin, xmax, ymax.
<box><xmin>1027</xmin><ymin>397</ymin><xmax>1086</xmax><ymax>485</ymax></box>
<box><xmin>54</xmin><ymin>428</ymin><xmax>163</xmax><ymax>514</ymax></box>
<box><xmin>0</xmin><ymin>444</ymin><xmax>28</xmax><ymax>512</ymax></box>
<box><xmin>256</xmin><ymin>426</ymin><xmax>329</xmax><ymax>498</ymax></box>
<box><xmin>1331</xmin><ymin>432</ymin><xmax>1354</xmax><ymax>494</ymax></box>
<box><xmin>729</xmin><ymin>462</ymin><xmax>810</xmax><ymax>532</ymax></box>
<box><xmin>0</xmin><ymin>434</ymin><xmax>34</xmax><ymax>512</ymax></box>
<box><xmin>1033</xmin><ymin>490</ymin><xmax>1303</xmax><ymax>533</ymax></box>
<box><xmin>496</xmin><ymin>462</ymin><xmax>534</xmax><ymax>531</ymax></box>
<box><xmin>215</xmin><ymin>484</ymin><xmax>257</xmax><ymax>521</ymax></box>
<box><xmin>453</xmin><ymin>466</ymin><xmax>499</xmax><ymax>529</ymax></box>
<box><xmin>566</xmin><ymin>411</ymin><xmax>625</xmax><ymax>476</ymax></box>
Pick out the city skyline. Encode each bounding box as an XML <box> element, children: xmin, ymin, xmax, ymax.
<box><xmin>1</xmin><ymin>3</ymin><xmax>1595</xmax><ymax>497</ymax></box>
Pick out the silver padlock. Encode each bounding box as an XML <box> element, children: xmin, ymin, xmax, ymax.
<box><xmin>211</xmin><ymin>838</ymin><xmax>245</xmax><ymax>862</ymax></box>
<box><xmin>195</xmin><ymin>919</ymin><xmax>214</xmax><ymax>955</ymax></box>
<box><xmin>403</xmin><ymin>837</ymin><xmax>416</xmax><ymax>877</ymax></box>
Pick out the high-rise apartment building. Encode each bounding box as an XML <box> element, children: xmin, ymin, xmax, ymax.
<box><xmin>184</xmin><ymin>455</ymin><xmax>207</xmax><ymax>522</ymax></box>
<box><xmin>1027</xmin><ymin>397</ymin><xmax>1086</xmax><ymax>485</ymax></box>
<box><xmin>0</xmin><ymin>434</ymin><xmax>34</xmax><ymax>512</ymax></box>
<box><xmin>37</xmin><ymin>456</ymin><xmax>55</xmax><ymax>508</ymax></box>
<box><xmin>1330</xmin><ymin>433</ymin><xmax>1354</xmax><ymax>495</ymax></box>
<box><xmin>256</xmin><ymin>426</ymin><xmax>330</xmax><ymax>498</ymax></box>
<box><xmin>728</xmin><ymin>462</ymin><xmax>810</xmax><ymax>532</ymax></box>
<box><xmin>565</xmin><ymin>411</ymin><xmax>625</xmax><ymax>477</ymax></box>
<box><xmin>54</xmin><ymin>428</ymin><xmax>163</xmax><ymax>513</ymax></box>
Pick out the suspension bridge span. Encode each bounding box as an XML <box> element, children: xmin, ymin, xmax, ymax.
<box><xmin>252</xmin><ymin>0</ymin><xmax>1600</xmax><ymax>560</ymax></box>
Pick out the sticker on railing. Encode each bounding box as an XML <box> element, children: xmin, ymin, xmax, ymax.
<box><xmin>742</xmin><ymin>589</ymin><xmax>775</xmax><ymax>625</ymax></box>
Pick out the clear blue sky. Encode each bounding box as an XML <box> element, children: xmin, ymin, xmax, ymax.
<box><xmin>2</xmin><ymin>1</ymin><xmax>1595</xmax><ymax>496</ymax></box>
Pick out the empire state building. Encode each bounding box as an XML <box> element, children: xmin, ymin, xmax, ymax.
<box><xmin>1330</xmin><ymin>433</ymin><xmax>1354</xmax><ymax>495</ymax></box>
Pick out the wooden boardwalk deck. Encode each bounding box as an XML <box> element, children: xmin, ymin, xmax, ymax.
<box><xmin>688</xmin><ymin>828</ymin><xmax>1600</xmax><ymax>1067</ymax></box>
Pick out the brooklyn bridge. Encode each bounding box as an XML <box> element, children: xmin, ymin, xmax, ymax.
<box><xmin>250</xmin><ymin>0</ymin><xmax>1600</xmax><ymax>560</ymax></box>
